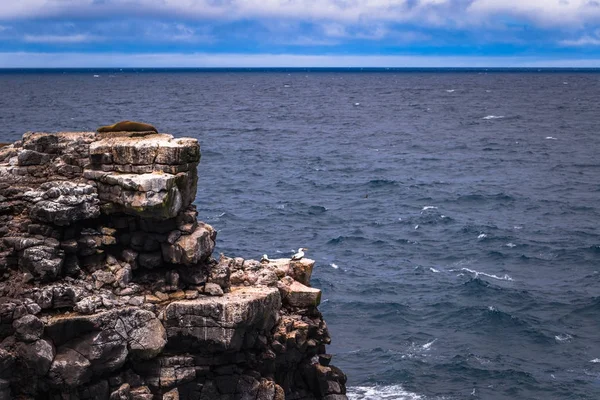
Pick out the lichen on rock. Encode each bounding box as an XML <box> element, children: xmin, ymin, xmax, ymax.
<box><xmin>0</xmin><ymin>130</ymin><xmax>347</xmax><ymax>399</ymax></box>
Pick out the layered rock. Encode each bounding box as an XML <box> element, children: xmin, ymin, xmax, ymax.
<box><xmin>0</xmin><ymin>130</ymin><xmax>347</xmax><ymax>399</ymax></box>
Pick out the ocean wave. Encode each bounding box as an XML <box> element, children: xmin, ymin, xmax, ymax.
<box><xmin>554</xmin><ymin>333</ymin><xmax>573</xmax><ymax>343</ymax></box>
<box><xmin>455</xmin><ymin>268</ymin><xmax>513</xmax><ymax>281</ymax></box>
<box><xmin>347</xmin><ymin>385</ymin><xmax>424</xmax><ymax>400</ymax></box>
<box><xmin>454</xmin><ymin>193</ymin><xmax>515</xmax><ymax>203</ymax></box>
<box><xmin>367</xmin><ymin>179</ymin><xmax>400</xmax><ymax>187</ymax></box>
<box><xmin>482</xmin><ymin>115</ymin><xmax>505</xmax><ymax>120</ymax></box>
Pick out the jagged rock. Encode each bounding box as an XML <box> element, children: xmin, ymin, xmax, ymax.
<box><xmin>203</xmin><ymin>282</ymin><xmax>224</xmax><ymax>297</ymax></box>
<box><xmin>109</xmin><ymin>383</ymin><xmax>131</xmax><ymax>400</ymax></box>
<box><xmin>13</xmin><ymin>314</ymin><xmax>44</xmax><ymax>342</ymax></box>
<box><xmin>0</xmin><ymin>131</ymin><xmax>346</xmax><ymax>399</ymax></box>
<box><xmin>19</xmin><ymin>245</ymin><xmax>64</xmax><ymax>281</ymax></box>
<box><xmin>161</xmin><ymin>222</ymin><xmax>216</xmax><ymax>265</ymax></box>
<box><xmin>163</xmin><ymin>388</ymin><xmax>180</xmax><ymax>400</ymax></box>
<box><xmin>28</xmin><ymin>182</ymin><xmax>100</xmax><ymax>226</ymax></box>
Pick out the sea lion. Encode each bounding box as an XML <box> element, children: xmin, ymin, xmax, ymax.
<box><xmin>97</xmin><ymin>121</ymin><xmax>158</xmax><ymax>133</ymax></box>
<box><xmin>0</xmin><ymin>143</ymin><xmax>11</xmax><ymax>149</ymax></box>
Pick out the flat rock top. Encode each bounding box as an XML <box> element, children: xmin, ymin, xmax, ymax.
<box><xmin>171</xmin><ymin>286</ymin><xmax>280</xmax><ymax>307</ymax></box>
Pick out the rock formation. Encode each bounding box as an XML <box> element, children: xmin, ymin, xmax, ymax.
<box><xmin>0</xmin><ymin>131</ymin><xmax>347</xmax><ymax>399</ymax></box>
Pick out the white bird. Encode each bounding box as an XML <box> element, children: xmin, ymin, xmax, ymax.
<box><xmin>291</xmin><ymin>247</ymin><xmax>308</xmax><ymax>261</ymax></box>
<box><xmin>260</xmin><ymin>254</ymin><xmax>270</xmax><ymax>263</ymax></box>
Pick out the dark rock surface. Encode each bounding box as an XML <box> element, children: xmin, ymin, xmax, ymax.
<box><xmin>0</xmin><ymin>131</ymin><xmax>346</xmax><ymax>399</ymax></box>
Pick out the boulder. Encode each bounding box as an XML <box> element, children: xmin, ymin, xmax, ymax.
<box><xmin>13</xmin><ymin>314</ymin><xmax>44</xmax><ymax>342</ymax></box>
<box><xmin>48</xmin><ymin>347</ymin><xmax>93</xmax><ymax>388</ymax></box>
<box><xmin>161</xmin><ymin>222</ymin><xmax>216</xmax><ymax>265</ymax></box>
<box><xmin>279</xmin><ymin>279</ymin><xmax>322</xmax><ymax>308</ymax></box>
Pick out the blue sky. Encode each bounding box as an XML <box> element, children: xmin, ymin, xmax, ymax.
<box><xmin>1</xmin><ymin>0</ymin><xmax>600</xmax><ymax>67</ymax></box>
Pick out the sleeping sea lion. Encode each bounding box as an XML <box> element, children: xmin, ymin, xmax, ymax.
<box><xmin>97</xmin><ymin>121</ymin><xmax>158</xmax><ymax>133</ymax></box>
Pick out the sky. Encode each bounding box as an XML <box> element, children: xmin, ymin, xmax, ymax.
<box><xmin>1</xmin><ymin>0</ymin><xmax>600</xmax><ymax>67</ymax></box>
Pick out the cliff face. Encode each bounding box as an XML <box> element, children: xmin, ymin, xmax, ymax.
<box><xmin>0</xmin><ymin>131</ymin><xmax>347</xmax><ymax>400</ymax></box>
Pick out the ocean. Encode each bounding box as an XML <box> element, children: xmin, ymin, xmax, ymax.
<box><xmin>1</xmin><ymin>69</ymin><xmax>599</xmax><ymax>399</ymax></box>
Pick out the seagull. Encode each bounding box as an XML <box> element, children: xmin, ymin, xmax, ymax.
<box><xmin>260</xmin><ymin>254</ymin><xmax>270</xmax><ymax>263</ymax></box>
<box><xmin>291</xmin><ymin>248</ymin><xmax>308</xmax><ymax>261</ymax></box>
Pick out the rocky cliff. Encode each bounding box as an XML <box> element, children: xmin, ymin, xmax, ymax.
<box><xmin>0</xmin><ymin>131</ymin><xmax>347</xmax><ymax>400</ymax></box>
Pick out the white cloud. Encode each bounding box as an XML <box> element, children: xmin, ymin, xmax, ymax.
<box><xmin>468</xmin><ymin>0</ymin><xmax>600</xmax><ymax>26</ymax></box>
<box><xmin>1</xmin><ymin>51</ymin><xmax>599</xmax><ymax>68</ymax></box>
<box><xmin>2</xmin><ymin>0</ymin><xmax>599</xmax><ymax>27</ymax></box>
<box><xmin>23</xmin><ymin>34</ymin><xmax>100</xmax><ymax>43</ymax></box>
<box><xmin>560</xmin><ymin>35</ymin><xmax>600</xmax><ymax>46</ymax></box>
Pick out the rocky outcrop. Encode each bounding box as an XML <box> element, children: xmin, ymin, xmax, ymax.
<box><xmin>0</xmin><ymin>131</ymin><xmax>346</xmax><ymax>399</ymax></box>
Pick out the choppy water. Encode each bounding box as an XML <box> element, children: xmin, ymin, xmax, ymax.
<box><xmin>1</xmin><ymin>69</ymin><xmax>600</xmax><ymax>400</ymax></box>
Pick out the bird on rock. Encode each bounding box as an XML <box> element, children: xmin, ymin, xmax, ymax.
<box><xmin>291</xmin><ymin>248</ymin><xmax>308</xmax><ymax>261</ymax></box>
<box><xmin>260</xmin><ymin>254</ymin><xmax>270</xmax><ymax>263</ymax></box>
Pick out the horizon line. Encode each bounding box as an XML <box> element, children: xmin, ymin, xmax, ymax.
<box><xmin>3</xmin><ymin>52</ymin><xmax>600</xmax><ymax>68</ymax></box>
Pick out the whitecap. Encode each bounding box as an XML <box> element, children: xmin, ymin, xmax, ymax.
<box><xmin>505</xmin><ymin>243</ymin><xmax>517</xmax><ymax>248</ymax></box>
<box><xmin>354</xmin><ymin>102</ymin><xmax>360</xmax><ymax>106</ymax></box>
<box><xmin>488</xmin><ymin>305</ymin><xmax>497</xmax><ymax>312</ymax></box>
<box><xmin>545</xmin><ymin>136</ymin><xmax>558</xmax><ymax>140</ymax></box>
<box><xmin>429</xmin><ymin>267</ymin><xmax>440</xmax><ymax>273</ymax></box>
<box><xmin>330</xmin><ymin>263</ymin><xmax>339</xmax><ymax>269</ymax></box>
<box><xmin>590</xmin><ymin>358</ymin><xmax>600</xmax><ymax>363</ymax></box>
<box><xmin>283</xmin><ymin>84</ymin><xmax>291</xmax><ymax>88</ymax></box>
<box><xmin>555</xmin><ymin>333</ymin><xmax>573</xmax><ymax>343</ymax></box>
<box><xmin>459</xmin><ymin>267</ymin><xmax>513</xmax><ymax>281</ymax></box>
<box><xmin>514</xmin><ymin>225</ymin><xmax>523</xmax><ymax>230</ymax></box>
<box><xmin>421</xmin><ymin>206</ymin><xmax>438</xmax><ymax>211</ymax></box>
<box><xmin>93</xmin><ymin>75</ymin><xmax>100</xmax><ymax>78</ymax></box>
<box><xmin>422</xmin><ymin>339</ymin><xmax>437</xmax><ymax>350</ymax></box>
<box><xmin>347</xmin><ymin>385</ymin><xmax>424</xmax><ymax>400</ymax></box>
<box><xmin>482</xmin><ymin>115</ymin><xmax>504</xmax><ymax>120</ymax></box>
<box><xmin>477</xmin><ymin>233</ymin><xmax>487</xmax><ymax>239</ymax></box>
<box><xmin>446</xmin><ymin>89</ymin><xmax>455</xmax><ymax>93</ymax></box>
<box><xmin>414</xmin><ymin>224</ymin><xmax>419</xmax><ymax>230</ymax></box>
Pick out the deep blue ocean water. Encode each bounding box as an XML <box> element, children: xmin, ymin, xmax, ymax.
<box><xmin>1</xmin><ymin>69</ymin><xmax>599</xmax><ymax>399</ymax></box>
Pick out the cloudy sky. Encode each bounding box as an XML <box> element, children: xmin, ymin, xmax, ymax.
<box><xmin>1</xmin><ymin>0</ymin><xmax>600</xmax><ymax>67</ymax></box>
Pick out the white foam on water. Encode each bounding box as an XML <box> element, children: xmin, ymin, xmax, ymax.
<box><xmin>422</xmin><ymin>339</ymin><xmax>437</xmax><ymax>350</ymax></box>
<box><xmin>422</xmin><ymin>206</ymin><xmax>438</xmax><ymax>211</ymax></box>
<box><xmin>459</xmin><ymin>267</ymin><xmax>513</xmax><ymax>281</ymax></box>
<box><xmin>446</xmin><ymin>89</ymin><xmax>455</xmax><ymax>93</ymax></box>
<box><xmin>545</xmin><ymin>136</ymin><xmax>558</xmax><ymax>140</ymax></box>
<box><xmin>354</xmin><ymin>102</ymin><xmax>361</xmax><ymax>106</ymax></box>
<box><xmin>429</xmin><ymin>267</ymin><xmax>440</xmax><ymax>273</ymax></box>
<box><xmin>347</xmin><ymin>385</ymin><xmax>424</xmax><ymax>400</ymax></box>
<box><xmin>555</xmin><ymin>333</ymin><xmax>573</xmax><ymax>343</ymax></box>
<box><xmin>93</xmin><ymin>75</ymin><xmax>100</xmax><ymax>78</ymax></box>
<box><xmin>330</xmin><ymin>263</ymin><xmax>339</xmax><ymax>269</ymax></box>
<box><xmin>482</xmin><ymin>115</ymin><xmax>504</xmax><ymax>120</ymax></box>
<box><xmin>514</xmin><ymin>225</ymin><xmax>523</xmax><ymax>230</ymax></box>
<box><xmin>590</xmin><ymin>358</ymin><xmax>600</xmax><ymax>363</ymax></box>
<box><xmin>414</xmin><ymin>225</ymin><xmax>419</xmax><ymax>230</ymax></box>
<box><xmin>505</xmin><ymin>243</ymin><xmax>517</xmax><ymax>248</ymax></box>
<box><xmin>477</xmin><ymin>233</ymin><xmax>487</xmax><ymax>239</ymax></box>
